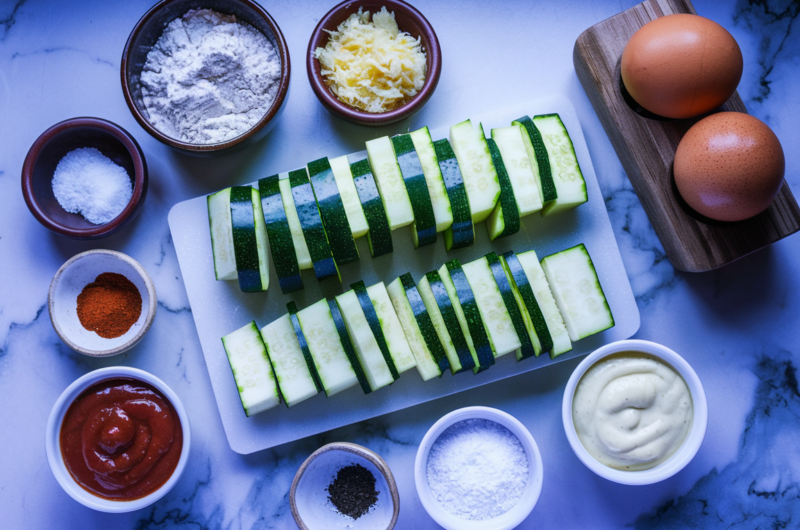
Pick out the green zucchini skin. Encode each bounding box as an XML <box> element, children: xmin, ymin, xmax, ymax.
<box><xmin>289</xmin><ymin>168</ymin><xmax>340</xmax><ymax>282</ymax></box>
<box><xmin>486</xmin><ymin>252</ymin><xmax>535</xmax><ymax>360</ymax></box>
<box><xmin>426</xmin><ymin>270</ymin><xmax>475</xmax><ymax>373</ymax></box>
<box><xmin>445</xmin><ymin>259</ymin><xmax>495</xmax><ymax>373</ymax></box>
<box><xmin>502</xmin><ymin>251</ymin><xmax>553</xmax><ymax>354</ymax></box>
<box><xmin>514</xmin><ymin>115</ymin><xmax>557</xmax><ymax>203</ymax></box>
<box><xmin>287</xmin><ymin>301</ymin><xmax>324</xmax><ymax>393</ymax></box>
<box><xmin>351</xmin><ymin>280</ymin><xmax>399</xmax><ymax>380</ymax></box>
<box><xmin>327</xmin><ymin>299</ymin><xmax>372</xmax><ymax>394</ymax></box>
<box><xmin>486</xmin><ymin>138</ymin><xmax>521</xmax><ymax>241</ymax></box>
<box><xmin>391</xmin><ymin>135</ymin><xmax>437</xmax><ymax>248</ymax></box>
<box><xmin>259</xmin><ymin>175</ymin><xmax>303</xmax><ymax>294</ymax></box>
<box><xmin>400</xmin><ymin>273</ymin><xmax>450</xmax><ymax>375</ymax></box>
<box><xmin>229</xmin><ymin>186</ymin><xmax>262</xmax><ymax>292</ymax></box>
<box><xmin>432</xmin><ymin>139</ymin><xmax>474</xmax><ymax>251</ymax></box>
<box><xmin>350</xmin><ymin>159</ymin><xmax>393</xmax><ymax>258</ymax></box>
<box><xmin>307</xmin><ymin>157</ymin><xmax>360</xmax><ymax>266</ymax></box>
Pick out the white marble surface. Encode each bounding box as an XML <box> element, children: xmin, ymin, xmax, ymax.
<box><xmin>1</xmin><ymin>0</ymin><xmax>798</xmax><ymax>528</ymax></box>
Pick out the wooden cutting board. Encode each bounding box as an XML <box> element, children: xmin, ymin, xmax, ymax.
<box><xmin>573</xmin><ymin>0</ymin><xmax>800</xmax><ymax>272</ymax></box>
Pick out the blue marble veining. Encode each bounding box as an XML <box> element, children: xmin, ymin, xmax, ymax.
<box><xmin>1</xmin><ymin>0</ymin><xmax>799</xmax><ymax>528</ymax></box>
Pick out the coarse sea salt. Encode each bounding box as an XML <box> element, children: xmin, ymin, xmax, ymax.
<box><xmin>426</xmin><ymin>418</ymin><xmax>528</xmax><ymax>521</ymax></box>
<box><xmin>52</xmin><ymin>147</ymin><xmax>133</xmax><ymax>225</ymax></box>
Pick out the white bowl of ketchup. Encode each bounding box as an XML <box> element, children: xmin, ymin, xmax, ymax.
<box><xmin>45</xmin><ymin>366</ymin><xmax>191</xmax><ymax>512</ymax></box>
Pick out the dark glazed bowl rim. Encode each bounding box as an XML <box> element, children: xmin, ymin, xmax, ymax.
<box><xmin>306</xmin><ymin>0</ymin><xmax>442</xmax><ymax>127</ymax></box>
<box><xmin>120</xmin><ymin>0</ymin><xmax>291</xmax><ymax>153</ymax></box>
<box><xmin>21</xmin><ymin>117</ymin><xmax>148</xmax><ymax>239</ymax></box>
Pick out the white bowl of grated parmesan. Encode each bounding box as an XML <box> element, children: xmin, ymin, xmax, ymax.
<box><xmin>415</xmin><ymin>406</ymin><xmax>544</xmax><ymax>530</ymax></box>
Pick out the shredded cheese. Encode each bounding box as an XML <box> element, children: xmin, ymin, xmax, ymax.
<box><xmin>314</xmin><ymin>7</ymin><xmax>427</xmax><ymax>113</ymax></box>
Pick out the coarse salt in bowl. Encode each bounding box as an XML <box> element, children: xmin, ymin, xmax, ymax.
<box><xmin>562</xmin><ymin>339</ymin><xmax>708</xmax><ymax>485</ymax></box>
<box><xmin>415</xmin><ymin>407</ymin><xmax>544</xmax><ymax>530</ymax></box>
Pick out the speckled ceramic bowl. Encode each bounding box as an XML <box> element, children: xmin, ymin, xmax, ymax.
<box><xmin>290</xmin><ymin>442</ymin><xmax>399</xmax><ymax>530</ymax></box>
<box><xmin>48</xmin><ymin>249</ymin><xmax>157</xmax><ymax>357</ymax></box>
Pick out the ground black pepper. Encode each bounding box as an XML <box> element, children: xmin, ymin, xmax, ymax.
<box><xmin>326</xmin><ymin>463</ymin><xmax>379</xmax><ymax>520</ymax></box>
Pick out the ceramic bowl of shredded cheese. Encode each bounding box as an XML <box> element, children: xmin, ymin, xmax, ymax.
<box><xmin>415</xmin><ymin>407</ymin><xmax>544</xmax><ymax>530</ymax></box>
<box><xmin>121</xmin><ymin>0</ymin><xmax>291</xmax><ymax>154</ymax></box>
<box><xmin>22</xmin><ymin>117</ymin><xmax>148</xmax><ymax>239</ymax></box>
<box><xmin>307</xmin><ymin>0</ymin><xmax>441</xmax><ymax>126</ymax></box>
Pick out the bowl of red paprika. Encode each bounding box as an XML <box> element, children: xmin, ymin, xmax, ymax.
<box><xmin>46</xmin><ymin>366</ymin><xmax>190</xmax><ymax>512</ymax></box>
<box><xmin>49</xmin><ymin>249</ymin><xmax>157</xmax><ymax>357</ymax></box>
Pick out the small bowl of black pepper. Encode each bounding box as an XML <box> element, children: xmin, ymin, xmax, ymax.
<box><xmin>49</xmin><ymin>249</ymin><xmax>157</xmax><ymax>357</ymax></box>
<box><xmin>290</xmin><ymin>442</ymin><xmax>399</xmax><ymax>530</ymax></box>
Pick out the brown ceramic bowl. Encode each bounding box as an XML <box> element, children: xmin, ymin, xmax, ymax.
<box><xmin>291</xmin><ymin>442</ymin><xmax>399</xmax><ymax>529</ymax></box>
<box><xmin>307</xmin><ymin>0</ymin><xmax>441</xmax><ymax>127</ymax></box>
<box><xmin>21</xmin><ymin>117</ymin><xmax>148</xmax><ymax>239</ymax></box>
<box><xmin>121</xmin><ymin>0</ymin><xmax>291</xmax><ymax>154</ymax></box>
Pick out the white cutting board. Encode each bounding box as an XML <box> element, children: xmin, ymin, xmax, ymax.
<box><xmin>169</xmin><ymin>95</ymin><xmax>640</xmax><ymax>454</ymax></box>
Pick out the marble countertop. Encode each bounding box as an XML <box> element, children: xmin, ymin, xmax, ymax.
<box><xmin>2</xmin><ymin>0</ymin><xmax>798</xmax><ymax>528</ymax></box>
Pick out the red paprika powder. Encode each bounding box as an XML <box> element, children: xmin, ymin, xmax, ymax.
<box><xmin>77</xmin><ymin>272</ymin><xmax>142</xmax><ymax>339</ymax></box>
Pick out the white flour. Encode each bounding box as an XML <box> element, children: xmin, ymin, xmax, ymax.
<box><xmin>426</xmin><ymin>418</ymin><xmax>529</xmax><ymax>521</ymax></box>
<box><xmin>140</xmin><ymin>9</ymin><xmax>281</xmax><ymax>145</ymax></box>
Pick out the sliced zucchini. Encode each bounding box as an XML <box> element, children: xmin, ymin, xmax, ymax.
<box><xmin>517</xmin><ymin>249</ymin><xmax>572</xmax><ymax>358</ymax></box>
<box><xmin>485</xmin><ymin>138</ymin><xmax>521</xmax><ymax>241</ymax></box>
<box><xmin>419</xmin><ymin>271</ymin><xmax>475</xmax><ymax>374</ymax></box>
<box><xmin>279</xmin><ymin>175</ymin><xmax>312</xmax><ymax>270</ymax></box>
<box><xmin>433</xmin><ymin>139</ymin><xmax>474</xmax><ymax>251</ymax></box>
<box><xmin>351</xmin><ymin>280</ymin><xmax>400</xmax><ymax>381</ymax></box>
<box><xmin>533</xmin><ymin>114</ymin><xmax>589</xmax><ymax>216</ymax></box>
<box><xmin>287</xmin><ymin>302</ymin><xmax>325</xmax><ymax>394</ymax></box>
<box><xmin>461</xmin><ymin>254</ymin><xmax>521</xmax><ymax>358</ymax></box>
<box><xmin>336</xmin><ymin>290</ymin><xmax>395</xmax><ymax>392</ymax></box>
<box><xmin>540</xmin><ymin>244</ymin><xmax>614</xmax><ymax>340</ymax></box>
<box><xmin>221</xmin><ymin>321</ymin><xmax>279</xmax><ymax>416</ymax></box>
<box><xmin>485</xmin><ymin>252</ymin><xmax>536</xmax><ymax>361</ymax></box>
<box><xmin>328</xmin><ymin>299</ymin><xmax>372</xmax><ymax>395</ymax></box>
<box><xmin>350</xmin><ymin>158</ymin><xmax>393</xmax><ymax>258</ymax></box>
<box><xmin>259</xmin><ymin>175</ymin><xmax>303</xmax><ymax>294</ymax></box>
<box><xmin>501</xmin><ymin>251</ymin><xmax>550</xmax><ymax>356</ymax></box>
<box><xmin>365</xmin><ymin>136</ymin><xmax>414</xmax><ymax>229</ymax></box>
<box><xmin>514</xmin><ymin>116</ymin><xmax>556</xmax><ymax>206</ymax></box>
<box><xmin>387</xmin><ymin>274</ymin><xmax>449</xmax><ymax>381</ymax></box>
<box><xmin>392</xmin><ymin>134</ymin><xmax>437</xmax><ymax>248</ymax></box>
<box><xmin>409</xmin><ymin>127</ymin><xmax>453</xmax><ymax>233</ymax></box>
<box><xmin>307</xmin><ymin>157</ymin><xmax>359</xmax><ymax>266</ymax></box>
<box><xmin>260</xmin><ymin>314</ymin><xmax>319</xmax><ymax>407</ymax></box>
<box><xmin>289</xmin><ymin>168</ymin><xmax>340</xmax><ymax>282</ymax></box>
<box><xmin>449</xmin><ymin>119</ymin><xmax>500</xmax><ymax>224</ymax></box>
<box><xmin>230</xmin><ymin>186</ymin><xmax>268</xmax><ymax>292</ymax></box>
<box><xmin>367</xmin><ymin>280</ymin><xmax>417</xmax><ymax>374</ymax></box>
<box><xmin>439</xmin><ymin>260</ymin><xmax>495</xmax><ymax>373</ymax></box>
<box><xmin>207</xmin><ymin>188</ymin><xmax>237</xmax><ymax>281</ymax></box>
<box><xmin>491</xmin><ymin>126</ymin><xmax>543</xmax><ymax>216</ymax></box>
<box><xmin>296</xmin><ymin>298</ymin><xmax>359</xmax><ymax>396</ymax></box>
<box><xmin>329</xmin><ymin>155</ymin><xmax>369</xmax><ymax>238</ymax></box>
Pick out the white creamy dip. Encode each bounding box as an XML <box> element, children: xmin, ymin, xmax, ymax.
<box><xmin>572</xmin><ymin>353</ymin><xmax>693</xmax><ymax>471</ymax></box>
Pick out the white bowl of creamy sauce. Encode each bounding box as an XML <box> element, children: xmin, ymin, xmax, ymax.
<box><xmin>562</xmin><ymin>339</ymin><xmax>707</xmax><ymax>485</ymax></box>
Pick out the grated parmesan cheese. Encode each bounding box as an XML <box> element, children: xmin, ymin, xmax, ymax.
<box><xmin>314</xmin><ymin>7</ymin><xmax>427</xmax><ymax>113</ymax></box>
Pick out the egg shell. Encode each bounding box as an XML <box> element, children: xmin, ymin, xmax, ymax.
<box><xmin>621</xmin><ymin>14</ymin><xmax>743</xmax><ymax>119</ymax></box>
<box><xmin>674</xmin><ymin>112</ymin><xmax>785</xmax><ymax>222</ymax></box>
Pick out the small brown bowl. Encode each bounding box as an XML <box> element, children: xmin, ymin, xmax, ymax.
<box><xmin>307</xmin><ymin>0</ymin><xmax>442</xmax><ymax>127</ymax></box>
<box><xmin>291</xmin><ymin>442</ymin><xmax>399</xmax><ymax>530</ymax></box>
<box><xmin>121</xmin><ymin>0</ymin><xmax>291</xmax><ymax>154</ymax></box>
<box><xmin>21</xmin><ymin>117</ymin><xmax>147</xmax><ymax>239</ymax></box>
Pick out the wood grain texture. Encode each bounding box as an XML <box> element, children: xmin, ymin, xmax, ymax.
<box><xmin>573</xmin><ymin>0</ymin><xmax>800</xmax><ymax>272</ymax></box>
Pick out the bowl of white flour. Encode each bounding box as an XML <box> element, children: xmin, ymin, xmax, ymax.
<box><xmin>121</xmin><ymin>0</ymin><xmax>290</xmax><ymax>154</ymax></box>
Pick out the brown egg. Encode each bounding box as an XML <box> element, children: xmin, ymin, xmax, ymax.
<box><xmin>621</xmin><ymin>14</ymin><xmax>743</xmax><ymax>119</ymax></box>
<box><xmin>674</xmin><ymin>112</ymin><xmax>785</xmax><ymax>222</ymax></box>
